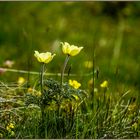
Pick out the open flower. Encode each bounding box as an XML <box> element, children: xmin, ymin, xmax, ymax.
<box><xmin>69</xmin><ymin>79</ymin><xmax>81</xmax><ymax>89</ymax></box>
<box><xmin>6</xmin><ymin>123</ymin><xmax>15</xmax><ymax>137</ymax></box>
<box><xmin>6</xmin><ymin>123</ymin><xmax>15</xmax><ymax>131</ymax></box>
<box><xmin>100</xmin><ymin>80</ymin><xmax>108</xmax><ymax>88</ymax></box>
<box><xmin>34</xmin><ymin>51</ymin><xmax>56</xmax><ymax>63</ymax></box>
<box><xmin>18</xmin><ymin>77</ymin><xmax>25</xmax><ymax>85</ymax></box>
<box><xmin>61</xmin><ymin>42</ymin><xmax>83</xmax><ymax>56</ymax></box>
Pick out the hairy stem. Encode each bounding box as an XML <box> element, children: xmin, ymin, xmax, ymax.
<box><xmin>40</xmin><ymin>63</ymin><xmax>45</xmax><ymax>93</ymax></box>
<box><xmin>40</xmin><ymin>63</ymin><xmax>46</xmax><ymax>138</ymax></box>
<box><xmin>61</xmin><ymin>55</ymin><xmax>70</xmax><ymax>88</ymax></box>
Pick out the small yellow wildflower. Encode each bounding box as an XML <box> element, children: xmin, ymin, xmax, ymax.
<box><xmin>28</xmin><ymin>87</ymin><xmax>33</xmax><ymax>93</ymax></box>
<box><xmin>100</xmin><ymin>80</ymin><xmax>108</xmax><ymax>88</ymax></box>
<box><xmin>84</xmin><ymin>61</ymin><xmax>93</xmax><ymax>69</ymax></box>
<box><xmin>8</xmin><ymin>123</ymin><xmax>14</xmax><ymax>129</ymax></box>
<box><xmin>69</xmin><ymin>79</ymin><xmax>81</xmax><ymax>89</ymax></box>
<box><xmin>61</xmin><ymin>42</ymin><xmax>83</xmax><ymax>56</ymax></box>
<box><xmin>6</xmin><ymin>123</ymin><xmax>14</xmax><ymax>131</ymax></box>
<box><xmin>17</xmin><ymin>77</ymin><xmax>25</xmax><ymax>85</ymax></box>
<box><xmin>34</xmin><ymin>51</ymin><xmax>56</xmax><ymax>63</ymax></box>
<box><xmin>27</xmin><ymin>88</ymin><xmax>42</xmax><ymax>97</ymax></box>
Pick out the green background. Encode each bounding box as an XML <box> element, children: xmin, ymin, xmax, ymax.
<box><xmin>0</xmin><ymin>2</ymin><xmax>140</xmax><ymax>93</ymax></box>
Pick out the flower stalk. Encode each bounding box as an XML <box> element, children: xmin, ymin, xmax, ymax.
<box><xmin>60</xmin><ymin>42</ymin><xmax>83</xmax><ymax>88</ymax></box>
<box><xmin>40</xmin><ymin>63</ymin><xmax>45</xmax><ymax>93</ymax></box>
<box><xmin>40</xmin><ymin>63</ymin><xmax>46</xmax><ymax>138</ymax></box>
<box><xmin>61</xmin><ymin>55</ymin><xmax>70</xmax><ymax>88</ymax></box>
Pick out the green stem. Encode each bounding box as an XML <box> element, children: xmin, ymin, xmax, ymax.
<box><xmin>40</xmin><ymin>63</ymin><xmax>45</xmax><ymax>93</ymax></box>
<box><xmin>61</xmin><ymin>55</ymin><xmax>70</xmax><ymax>88</ymax></box>
<box><xmin>40</xmin><ymin>63</ymin><xmax>45</xmax><ymax>138</ymax></box>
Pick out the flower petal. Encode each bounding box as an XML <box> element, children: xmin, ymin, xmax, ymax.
<box><xmin>34</xmin><ymin>51</ymin><xmax>55</xmax><ymax>63</ymax></box>
<box><xmin>61</xmin><ymin>42</ymin><xmax>83</xmax><ymax>56</ymax></box>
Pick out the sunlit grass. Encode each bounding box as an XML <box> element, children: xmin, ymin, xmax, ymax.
<box><xmin>0</xmin><ymin>41</ymin><xmax>140</xmax><ymax>139</ymax></box>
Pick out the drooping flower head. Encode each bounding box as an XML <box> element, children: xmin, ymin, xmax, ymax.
<box><xmin>61</xmin><ymin>42</ymin><xmax>83</xmax><ymax>56</ymax></box>
<box><xmin>69</xmin><ymin>79</ymin><xmax>81</xmax><ymax>89</ymax></box>
<box><xmin>34</xmin><ymin>51</ymin><xmax>56</xmax><ymax>64</ymax></box>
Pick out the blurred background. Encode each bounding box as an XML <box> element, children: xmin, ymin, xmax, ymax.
<box><xmin>0</xmin><ymin>2</ymin><xmax>140</xmax><ymax>94</ymax></box>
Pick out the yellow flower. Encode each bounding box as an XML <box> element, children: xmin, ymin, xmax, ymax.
<box><xmin>84</xmin><ymin>61</ymin><xmax>93</xmax><ymax>68</ymax></box>
<box><xmin>27</xmin><ymin>88</ymin><xmax>42</xmax><ymax>97</ymax></box>
<box><xmin>34</xmin><ymin>51</ymin><xmax>56</xmax><ymax>63</ymax></box>
<box><xmin>6</xmin><ymin>123</ymin><xmax>15</xmax><ymax>131</ymax></box>
<box><xmin>9</xmin><ymin>123</ymin><xmax>14</xmax><ymax>129</ymax></box>
<box><xmin>61</xmin><ymin>42</ymin><xmax>83</xmax><ymax>56</ymax></box>
<box><xmin>69</xmin><ymin>79</ymin><xmax>81</xmax><ymax>89</ymax></box>
<box><xmin>27</xmin><ymin>87</ymin><xmax>33</xmax><ymax>93</ymax></box>
<box><xmin>100</xmin><ymin>80</ymin><xmax>108</xmax><ymax>88</ymax></box>
<box><xmin>17</xmin><ymin>77</ymin><xmax>25</xmax><ymax>85</ymax></box>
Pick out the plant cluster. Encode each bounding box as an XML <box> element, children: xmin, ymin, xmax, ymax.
<box><xmin>0</xmin><ymin>42</ymin><xmax>139</xmax><ymax>139</ymax></box>
<box><xmin>25</xmin><ymin>42</ymin><xmax>86</xmax><ymax>138</ymax></box>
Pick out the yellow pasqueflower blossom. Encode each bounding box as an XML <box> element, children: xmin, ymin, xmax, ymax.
<box><xmin>18</xmin><ymin>77</ymin><xmax>25</xmax><ymax>85</ymax></box>
<box><xmin>100</xmin><ymin>80</ymin><xmax>108</xmax><ymax>88</ymax></box>
<box><xmin>34</xmin><ymin>51</ymin><xmax>56</xmax><ymax>63</ymax></box>
<box><xmin>69</xmin><ymin>79</ymin><xmax>81</xmax><ymax>89</ymax></box>
<box><xmin>61</xmin><ymin>42</ymin><xmax>83</xmax><ymax>56</ymax></box>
